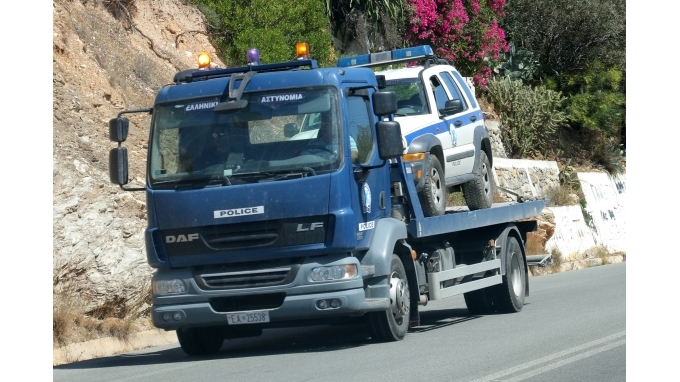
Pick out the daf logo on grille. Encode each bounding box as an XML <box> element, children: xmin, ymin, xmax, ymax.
<box><xmin>296</xmin><ymin>222</ymin><xmax>323</xmax><ymax>232</ymax></box>
<box><xmin>165</xmin><ymin>233</ymin><xmax>199</xmax><ymax>243</ymax></box>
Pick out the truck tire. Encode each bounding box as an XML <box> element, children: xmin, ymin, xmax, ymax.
<box><xmin>463</xmin><ymin>288</ymin><xmax>493</xmax><ymax>315</ymax></box>
<box><xmin>490</xmin><ymin>236</ymin><xmax>526</xmax><ymax>313</ymax></box>
<box><xmin>462</xmin><ymin>150</ymin><xmax>494</xmax><ymax>210</ymax></box>
<box><xmin>365</xmin><ymin>255</ymin><xmax>410</xmax><ymax>341</ymax></box>
<box><xmin>418</xmin><ymin>154</ymin><xmax>446</xmax><ymax>216</ymax></box>
<box><xmin>176</xmin><ymin>327</ymin><xmax>224</xmax><ymax>356</ymax></box>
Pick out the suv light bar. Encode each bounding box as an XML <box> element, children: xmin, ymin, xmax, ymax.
<box><xmin>337</xmin><ymin>45</ymin><xmax>435</xmax><ymax>68</ymax></box>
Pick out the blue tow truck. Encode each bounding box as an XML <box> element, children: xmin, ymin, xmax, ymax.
<box><xmin>108</xmin><ymin>44</ymin><xmax>546</xmax><ymax>356</ymax></box>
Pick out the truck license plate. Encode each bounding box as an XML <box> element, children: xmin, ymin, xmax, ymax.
<box><xmin>226</xmin><ymin>311</ymin><xmax>270</xmax><ymax>325</ymax></box>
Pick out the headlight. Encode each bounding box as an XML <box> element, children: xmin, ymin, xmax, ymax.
<box><xmin>310</xmin><ymin>264</ymin><xmax>358</xmax><ymax>282</ymax></box>
<box><xmin>153</xmin><ymin>279</ymin><xmax>186</xmax><ymax>295</ymax></box>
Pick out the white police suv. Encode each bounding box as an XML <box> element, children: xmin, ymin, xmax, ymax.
<box><xmin>338</xmin><ymin>46</ymin><xmax>494</xmax><ymax>216</ymax></box>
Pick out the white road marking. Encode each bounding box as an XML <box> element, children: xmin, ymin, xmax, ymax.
<box><xmin>469</xmin><ymin>331</ymin><xmax>625</xmax><ymax>382</ymax></box>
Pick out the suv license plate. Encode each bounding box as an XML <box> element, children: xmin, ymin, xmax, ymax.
<box><xmin>226</xmin><ymin>311</ymin><xmax>270</xmax><ymax>325</ymax></box>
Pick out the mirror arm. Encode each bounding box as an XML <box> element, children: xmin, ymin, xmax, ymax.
<box><xmin>117</xmin><ymin>108</ymin><xmax>152</xmax><ymax>118</ymax></box>
<box><xmin>119</xmin><ymin>184</ymin><xmax>145</xmax><ymax>192</ymax></box>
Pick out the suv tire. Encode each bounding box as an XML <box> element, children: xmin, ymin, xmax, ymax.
<box><xmin>419</xmin><ymin>154</ymin><xmax>446</xmax><ymax>216</ymax></box>
<box><xmin>463</xmin><ymin>150</ymin><xmax>494</xmax><ymax>210</ymax></box>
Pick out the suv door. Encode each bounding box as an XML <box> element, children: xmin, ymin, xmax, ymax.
<box><xmin>428</xmin><ymin>69</ymin><xmax>476</xmax><ymax>182</ymax></box>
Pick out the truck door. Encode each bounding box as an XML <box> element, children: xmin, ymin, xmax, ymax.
<box><xmin>343</xmin><ymin>92</ymin><xmax>389</xmax><ymax>246</ymax></box>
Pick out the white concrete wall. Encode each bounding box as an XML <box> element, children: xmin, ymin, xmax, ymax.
<box><xmin>545</xmin><ymin>206</ymin><xmax>597</xmax><ymax>257</ymax></box>
<box><xmin>492</xmin><ymin>158</ymin><xmax>626</xmax><ymax>257</ymax></box>
<box><xmin>577</xmin><ymin>172</ymin><xmax>626</xmax><ymax>253</ymax></box>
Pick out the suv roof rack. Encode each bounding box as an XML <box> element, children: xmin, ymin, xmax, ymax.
<box><xmin>337</xmin><ymin>45</ymin><xmax>449</xmax><ymax>68</ymax></box>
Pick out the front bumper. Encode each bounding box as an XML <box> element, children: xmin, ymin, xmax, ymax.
<box><xmin>404</xmin><ymin>155</ymin><xmax>427</xmax><ymax>193</ymax></box>
<box><xmin>150</xmin><ymin>254</ymin><xmax>389</xmax><ymax>330</ymax></box>
<box><xmin>152</xmin><ymin>288</ymin><xmax>375</xmax><ymax>330</ymax></box>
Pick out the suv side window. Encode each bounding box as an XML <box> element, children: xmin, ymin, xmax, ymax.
<box><xmin>441</xmin><ymin>72</ymin><xmax>468</xmax><ymax>112</ymax></box>
<box><xmin>429</xmin><ymin>75</ymin><xmax>449</xmax><ymax>112</ymax></box>
<box><xmin>449</xmin><ymin>70</ymin><xmax>478</xmax><ymax>109</ymax></box>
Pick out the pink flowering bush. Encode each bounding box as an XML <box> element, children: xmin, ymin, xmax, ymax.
<box><xmin>406</xmin><ymin>0</ymin><xmax>507</xmax><ymax>88</ymax></box>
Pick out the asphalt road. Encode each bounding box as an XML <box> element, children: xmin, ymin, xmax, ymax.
<box><xmin>54</xmin><ymin>263</ymin><xmax>626</xmax><ymax>382</ymax></box>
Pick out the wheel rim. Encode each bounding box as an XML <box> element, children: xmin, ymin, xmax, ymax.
<box><xmin>430</xmin><ymin>167</ymin><xmax>443</xmax><ymax>205</ymax></box>
<box><xmin>389</xmin><ymin>274</ymin><xmax>410</xmax><ymax>320</ymax></box>
<box><xmin>509</xmin><ymin>252</ymin><xmax>523</xmax><ymax>297</ymax></box>
<box><xmin>480</xmin><ymin>160</ymin><xmax>491</xmax><ymax>196</ymax></box>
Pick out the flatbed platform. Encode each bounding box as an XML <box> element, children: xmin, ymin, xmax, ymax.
<box><xmin>394</xmin><ymin>161</ymin><xmax>547</xmax><ymax>238</ymax></box>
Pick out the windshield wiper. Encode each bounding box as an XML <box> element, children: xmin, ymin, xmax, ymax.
<box><xmin>257</xmin><ymin>167</ymin><xmax>317</xmax><ymax>182</ymax></box>
<box><xmin>157</xmin><ymin>173</ymin><xmax>231</xmax><ymax>189</ymax></box>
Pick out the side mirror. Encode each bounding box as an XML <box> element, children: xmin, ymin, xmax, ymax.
<box><xmin>441</xmin><ymin>99</ymin><xmax>464</xmax><ymax>116</ymax></box>
<box><xmin>109</xmin><ymin>147</ymin><xmax>129</xmax><ymax>185</ymax></box>
<box><xmin>375</xmin><ymin>75</ymin><xmax>387</xmax><ymax>90</ymax></box>
<box><xmin>109</xmin><ymin>118</ymin><xmax>129</xmax><ymax>142</ymax></box>
<box><xmin>283</xmin><ymin>123</ymin><xmax>299</xmax><ymax>138</ymax></box>
<box><xmin>376</xmin><ymin>121</ymin><xmax>403</xmax><ymax>160</ymax></box>
<box><xmin>372</xmin><ymin>91</ymin><xmax>397</xmax><ymax>116</ymax></box>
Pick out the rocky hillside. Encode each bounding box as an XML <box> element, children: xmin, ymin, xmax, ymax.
<box><xmin>53</xmin><ymin>0</ymin><xmax>224</xmax><ymax>319</ymax></box>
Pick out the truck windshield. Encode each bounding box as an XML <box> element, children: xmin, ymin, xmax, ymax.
<box><xmin>385</xmin><ymin>78</ymin><xmax>427</xmax><ymax>116</ymax></box>
<box><xmin>148</xmin><ymin>87</ymin><xmax>343</xmax><ymax>188</ymax></box>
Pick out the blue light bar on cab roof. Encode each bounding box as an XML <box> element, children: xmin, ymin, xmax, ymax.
<box><xmin>337</xmin><ymin>45</ymin><xmax>434</xmax><ymax>68</ymax></box>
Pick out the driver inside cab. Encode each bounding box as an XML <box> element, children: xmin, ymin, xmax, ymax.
<box><xmin>301</xmin><ymin>112</ymin><xmax>358</xmax><ymax>163</ymax></box>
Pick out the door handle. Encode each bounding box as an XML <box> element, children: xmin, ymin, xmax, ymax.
<box><xmin>454</xmin><ymin>120</ymin><xmax>462</xmax><ymax>127</ymax></box>
<box><xmin>470</xmin><ymin>115</ymin><xmax>477</xmax><ymax>122</ymax></box>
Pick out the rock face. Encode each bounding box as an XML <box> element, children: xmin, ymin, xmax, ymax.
<box><xmin>53</xmin><ymin>0</ymin><xmax>224</xmax><ymax>313</ymax></box>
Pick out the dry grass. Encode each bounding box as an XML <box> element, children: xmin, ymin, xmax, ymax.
<box><xmin>447</xmin><ymin>190</ymin><xmax>466</xmax><ymax>206</ymax></box>
<box><xmin>53</xmin><ymin>261</ymin><xmax>152</xmax><ymax>348</ymax></box>
<box><xmin>545</xmin><ymin>184</ymin><xmax>579</xmax><ymax>207</ymax></box>
<box><xmin>593</xmin><ymin>245</ymin><xmax>611</xmax><ymax>265</ymax></box>
<box><xmin>548</xmin><ymin>248</ymin><xmax>564</xmax><ymax>273</ymax></box>
<box><xmin>446</xmin><ymin>190</ymin><xmax>506</xmax><ymax>207</ymax></box>
<box><xmin>524</xmin><ymin>231</ymin><xmax>547</xmax><ymax>255</ymax></box>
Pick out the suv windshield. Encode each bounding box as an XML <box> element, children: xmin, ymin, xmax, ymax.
<box><xmin>148</xmin><ymin>87</ymin><xmax>343</xmax><ymax>188</ymax></box>
<box><xmin>385</xmin><ymin>78</ymin><xmax>427</xmax><ymax>116</ymax></box>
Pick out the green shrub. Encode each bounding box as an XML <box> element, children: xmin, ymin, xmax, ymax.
<box><xmin>590</xmin><ymin>137</ymin><xmax>625</xmax><ymax>176</ymax></box>
<box><xmin>191</xmin><ymin>0</ymin><xmax>335</xmax><ymax>67</ymax></box>
<box><xmin>484</xmin><ymin>77</ymin><xmax>567</xmax><ymax>157</ymax></box>
<box><xmin>560</xmin><ymin>61</ymin><xmax>626</xmax><ymax>138</ymax></box>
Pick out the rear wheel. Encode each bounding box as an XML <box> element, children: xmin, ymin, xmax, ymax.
<box><xmin>365</xmin><ymin>255</ymin><xmax>410</xmax><ymax>341</ymax></box>
<box><xmin>176</xmin><ymin>326</ymin><xmax>224</xmax><ymax>356</ymax></box>
<box><xmin>419</xmin><ymin>154</ymin><xmax>446</xmax><ymax>217</ymax></box>
<box><xmin>463</xmin><ymin>150</ymin><xmax>494</xmax><ymax>210</ymax></box>
<box><xmin>490</xmin><ymin>236</ymin><xmax>526</xmax><ymax>313</ymax></box>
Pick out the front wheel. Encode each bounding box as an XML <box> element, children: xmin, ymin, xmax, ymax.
<box><xmin>365</xmin><ymin>255</ymin><xmax>411</xmax><ymax>341</ymax></box>
<box><xmin>176</xmin><ymin>327</ymin><xmax>224</xmax><ymax>356</ymax></box>
<box><xmin>463</xmin><ymin>150</ymin><xmax>494</xmax><ymax>210</ymax></box>
<box><xmin>418</xmin><ymin>154</ymin><xmax>446</xmax><ymax>217</ymax></box>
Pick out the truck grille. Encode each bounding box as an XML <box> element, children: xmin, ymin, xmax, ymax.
<box><xmin>200</xmin><ymin>267</ymin><xmax>292</xmax><ymax>289</ymax></box>
<box><xmin>202</xmin><ymin>228</ymin><xmax>278</xmax><ymax>250</ymax></box>
<box><xmin>161</xmin><ymin>215</ymin><xmax>329</xmax><ymax>258</ymax></box>
<box><xmin>193</xmin><ymin>260</ymin><xmax>301</xmax><ymax>290</ymax></box>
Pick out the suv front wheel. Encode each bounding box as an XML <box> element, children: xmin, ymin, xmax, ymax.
<box><xmin>418</xmin><ymin>154</ymin><xmax>447</xmax><ymax>216</ymax></box>
<box><xmin>462</xmin><ymin>150</ymin><xmax>494</xmax><ymax>210</ymax></box>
